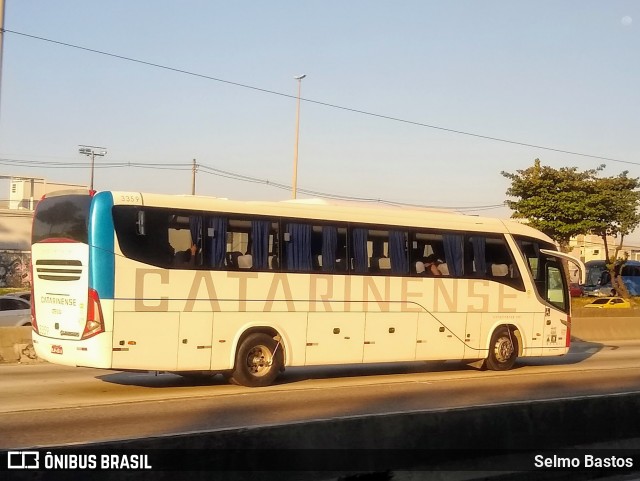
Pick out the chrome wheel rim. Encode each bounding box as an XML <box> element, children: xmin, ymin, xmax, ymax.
<box><xmin>494</xmin><ymin>336</ymin><xmax>514</xmax><ymax>363</ymax></box>
<box><xmin>246</xmin><ymin>344</ymin><xmax>272</xmax><ymax>377</ymax></box>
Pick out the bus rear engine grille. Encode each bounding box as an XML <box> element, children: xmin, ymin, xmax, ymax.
<box><xmin>35</xmin><ymin>259</ymin><xmax>83</xmax><ymax>281</ymax></box>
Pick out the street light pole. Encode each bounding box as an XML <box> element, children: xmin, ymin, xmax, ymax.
<box><xmin>292</xmin><ymin>74</ymin><xmax>306</xmax><ymax>199</ymax></box>
<box><xmin>0</xmin><ymin>0</ymin><xmax>7</xmax><ymax>123</ymax></box>
<box><xmin>78</xmin><ymin>145</ymin><xmax>107</xmax><ymax>190</ymax></box>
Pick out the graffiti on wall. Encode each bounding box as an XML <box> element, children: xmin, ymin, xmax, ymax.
<box><xmin>0</xmin><ymin>251</ymin><xmax>31</xmax><ymax>288</ymax></box>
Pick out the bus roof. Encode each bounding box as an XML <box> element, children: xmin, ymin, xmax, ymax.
<box><xmin>105</xmin><ymin>191</ymin><xmax>553</xmax><ymax>242</ymax></box>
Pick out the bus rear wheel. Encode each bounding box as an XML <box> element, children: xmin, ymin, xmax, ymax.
<box><xmin>229</xmin><ymin>333</ymin><xmax>283</xmax><ymax>387</ymax></box>
<box><xmin>485</xmin><ymin>327</ymin><xmax>518</xmax><ymax>371</ymax></box>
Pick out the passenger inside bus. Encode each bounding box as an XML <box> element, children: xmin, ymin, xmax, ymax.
<box><xmin>420</xmin><ymin>255</ymin><xmax>443</xmax><ymax>276</ymax></box>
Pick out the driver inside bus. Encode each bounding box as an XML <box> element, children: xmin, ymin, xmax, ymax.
<box><xmin>174</xmin><ymin>244</ymin><xmax>197</xmax><ymax>267</ymax></box>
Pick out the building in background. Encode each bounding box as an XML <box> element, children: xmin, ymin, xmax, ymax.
<box><xmin>0</xmin><ymin>176</ymin><xmax>86</xmax><ymax>287</ymax></box>
<box><xmin>568</xmin><ymin>234</ymin><xmax>640</xmax><ymax>264</ymax></box>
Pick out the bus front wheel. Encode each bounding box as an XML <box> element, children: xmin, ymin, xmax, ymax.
<box><xmin>229</xmin><ymin>333</ymin><xmax>283</xmax><ymax>387</ymax></box>
<box><xmin>485</xmin><ymin>327</ymin><xmax>518</xmax><ymax>371</ymax></box>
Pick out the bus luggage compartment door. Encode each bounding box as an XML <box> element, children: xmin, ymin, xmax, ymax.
<box><xmin>305</xmin><ymin>312</ymin><xmax>365</xmax><ymax>365</ymax></box>
<box><xmin>112</xmin><ymin>311</ymin><xmax>179</xmax><ymax>370</ymax></box>
<box><xmin>177</xmin><ymin>312</ymin><xmax>213</xmax><ymax>370</ymax></box>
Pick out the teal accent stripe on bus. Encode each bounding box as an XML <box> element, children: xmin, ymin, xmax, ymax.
<box><xmin>88</xmin><ymin>192</ymin><xmax>115</xmax><ymax>299</ymax></box>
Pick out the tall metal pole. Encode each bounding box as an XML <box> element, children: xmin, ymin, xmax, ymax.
<box><xmin>292</xmin><ymin>74</ymin><xmax>306</xmax><ymax>199</ymax></box>
<box><xmin>0</xmin><ymin>0</ymin><xmax>7</xmax><ymax>122</ymax></box>
<box><xmin>79</xmin><ymin>145</ymin><xmax>107</xmax><ymax>191</ymax></box>
<box><xmin>89</xmin><ymin>151</ymin><xmax>95</xmax><ymax>190</ymax></box>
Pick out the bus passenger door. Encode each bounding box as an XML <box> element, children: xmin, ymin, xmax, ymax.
<box><xmin>305</xmin><ymin>313</ymin><xmax>365</xmax><ymax>365</ymax></box>
<box><xmin>542</xmin><ymin>260</ymin><xmax>570</xmax><ymax>355</ymax></box>
<box><xmin>177</xmin><ymin>312</ymin><xmax>214</xmax><ymax>370</ymax></box>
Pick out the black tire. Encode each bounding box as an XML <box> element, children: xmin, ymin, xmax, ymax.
<box><xmin>485</xmin><ymin>327</ymin><xmax>518</xmax><ymax>371</ymax></box>
<box><xmin>229</xmin><ymin>333</ymin><xmax>283</xmax><ymax>387</ymax></box>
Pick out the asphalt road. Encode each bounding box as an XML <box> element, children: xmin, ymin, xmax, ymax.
<box><xmin>2</xmin><ymin>339</ymin><xmax>640</xmax><ymax>449</ymax></box>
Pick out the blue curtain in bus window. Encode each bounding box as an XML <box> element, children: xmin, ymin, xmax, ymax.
<box><xmin>352</xmin><ymin>228</ymin><xmax>368</xmax><ymax>274</ymax></box>
<box><xmin>189</xmin><ymin>216</ymin><xmax>202</xmax><ymax>249</ymax></box>
<box><xmin>471</xmin><ymin>236</ymin><xmax>487</xmax><ymax>276</ymax></box>
<box><xmin>322</xmin><ymin>226</ymin><xmax>338</xmax><ymax>272</ymax></box>
<box><xmin>285</xmin><ymin>223</ymin><xmax>312</xmax><ymax>271</ymax></box>
<box><xmin>251</xmin><ymin>220</ymin><xmax>270</xmax><ymax>270</ymax></box>
<box><xmin>208</xmin><ymin>217</ymin><xmax>228</xmax><ymax>268</ymax></box>
<box><xmin>389</xmin><ymin>231</ymin><xmax>408</xmax><ymax>274</ymax></box>
<box><xmin>443</xmin><ymin>234</ymin><xmax>464</xmax><ymax>276</ymax></box>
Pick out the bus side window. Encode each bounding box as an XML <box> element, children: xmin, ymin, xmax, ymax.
<box><xmin>284</xmin><ymin>223</ymin><xmax>313</xmax><ymax>271</ymax></box>
<box><xmin>411</xmin><ymin>231</ymin><xmax>447</xmax><ymax>277</ymax></box>
<box><xmin>288</xmin><ymin>223</ymin><xmax>348</xmax><ymax>274</ymax></box>
<box><xmin>334</xmin><ymin>227</ymin><xmax>348</xmax><ymax>272</ymax></box>
<box><xmin>144</xmin><ymin>210</ymin><xmax>174</xmax><ymax>267</ymax></box>
<box><xmin>226</xmin><ymin>220</ymin><xmax>249</xmax><ymax>270</ymax></box>
<box><xmin>249</xmin><ymin>219</ymin><xmax>279</xmax><ymax>271</ymax></box>
<box><xmin>350</xmin><ymin>227</ymin><xmax>369</xmax><ymax>274</ymax></box>
<box><xmin>483</xmin><ymin>236</ymin><xmax>524</xmax><ymax>290</ymax></box>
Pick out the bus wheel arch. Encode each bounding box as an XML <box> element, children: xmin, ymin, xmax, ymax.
<box><xmin>484</xmin><ymin>324</ymin><xmax>520</xmax><ymax>371</ymax></box>
<box><xmin>228</xmin><ymin>328</ymin><xmax>285</xmax><ymax>387</ymax></box>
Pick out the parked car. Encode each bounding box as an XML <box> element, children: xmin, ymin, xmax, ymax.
<box><xmin>584</xmin><ymin>297</ymin><xmax>631</xmax><ymax>309</ymax></box>
<box><xmin>0</xmin><ymin>296</ymin><xmax>31</xmax><ymax>326</ymax></box>
<box><xmin>569</xmin><ymin>283</ymin><xmax>583</xmax><ymax>297</ymax></box>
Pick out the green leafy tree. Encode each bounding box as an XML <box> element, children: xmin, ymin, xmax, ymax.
<box><xmin>501</xmin><ymin>159</ymin><xmax>604</xmax><ymax>250</ymax></box>
<box><xmin>503</xmin><ymin>159</ymin><xmax>640</xmax><ymax>296</ymax></box>
<box><xmin>590</xmin><ymin>173</ymin><xmax>640</xmax><ymax>297</ymax></box>
<box><xmin>589</xmin><ymin>172</ymin><xmax>640</xmax><ymax>261</ymax></box>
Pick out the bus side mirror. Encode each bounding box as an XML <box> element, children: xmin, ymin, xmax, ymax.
<box><xmin>136</xmin><ymin>211</ymin><xmax>146</xmax><ymax>236</ymax></box>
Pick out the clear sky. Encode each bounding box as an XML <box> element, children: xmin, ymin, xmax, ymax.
<box><xmin>0</xmin><ymin>1</ymin><xmax>638</xmax><ymax>235</ymax></box>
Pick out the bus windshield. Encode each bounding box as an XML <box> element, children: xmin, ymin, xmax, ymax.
<box><xmin>516</xmin><ymin>237</ymin><xmax>569</xmax><ymax>313</ymax></box>
<box><xmin>32</xmin><ymin>194</ymin><xmax>92</xmax><ymax>244</ymax></box>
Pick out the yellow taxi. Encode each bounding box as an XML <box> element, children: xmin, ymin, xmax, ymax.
<box><xmin>584</xmin><ymin>297</ymin><xmax>632</xmax><ymax>309</ymax></box>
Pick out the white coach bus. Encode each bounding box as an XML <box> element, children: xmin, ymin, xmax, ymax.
<box><xmin>31</xmin><ymin>190</ymin><xmax>583</xmax><ymax>387</ymax></box>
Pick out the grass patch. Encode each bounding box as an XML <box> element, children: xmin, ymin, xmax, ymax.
<box><xmin>0</xmin><ymin>288</ymin><xmax>29</xmax><ymax>296</ymax></box>
<box><xmin>572</xmin><ymin>297</ymin><xmax>597</xmax><ymax>309</ymax></box>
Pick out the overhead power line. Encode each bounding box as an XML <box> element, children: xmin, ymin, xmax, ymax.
<box><xmin>0</xmin><ymin>157</ymin><xmax>191</xmax><ymax>170</ymax></box>
<box><xmin>0</xmin><ymin>156</ymin><xmax>505</xmax><ymax>212</ymax></box>
<box><xmin>1</xmin><ymin>28</ymin><xmax>637</xmax><ymax>167</ymax></box>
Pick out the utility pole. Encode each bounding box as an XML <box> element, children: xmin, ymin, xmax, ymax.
<box><xmin>191</xmin><ymin>159</ymin><xmax>197</xmax><ymax>195</ymax></box>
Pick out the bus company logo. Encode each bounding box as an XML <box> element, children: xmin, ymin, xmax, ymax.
<box><xmin>7</xmin><ymin>451</ymin><xmax>39</xmax><ymax>469</ymax></box>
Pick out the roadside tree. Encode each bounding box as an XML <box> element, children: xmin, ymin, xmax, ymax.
<box><xmin>502</xmin><ymin>159</ymin><xmax>640</xmax><ymax>297</ymax></box>
<box><xmin>501</xmin><ymin>159</ymin><xmax>603</xmax><ymax>251</ymax></box>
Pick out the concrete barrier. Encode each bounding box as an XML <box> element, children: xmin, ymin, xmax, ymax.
<box><xmin>9</xmin><ymin>392</ymin><xmax>640</xmax><ymax>479</ymax></box>
<box><xmin>0</xmin><ymin>326</ymin><xmax>39</xmax><ymax>363</ymax></box>
<box><xmin>97</xmin><ymin>392</ymin><xmax>640</xmax><ymax>449</ymax></box>
<box><xmin>571</xmin><ymin>316</ymin><xmax>640</xmax><ymax>341</ymax></box>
